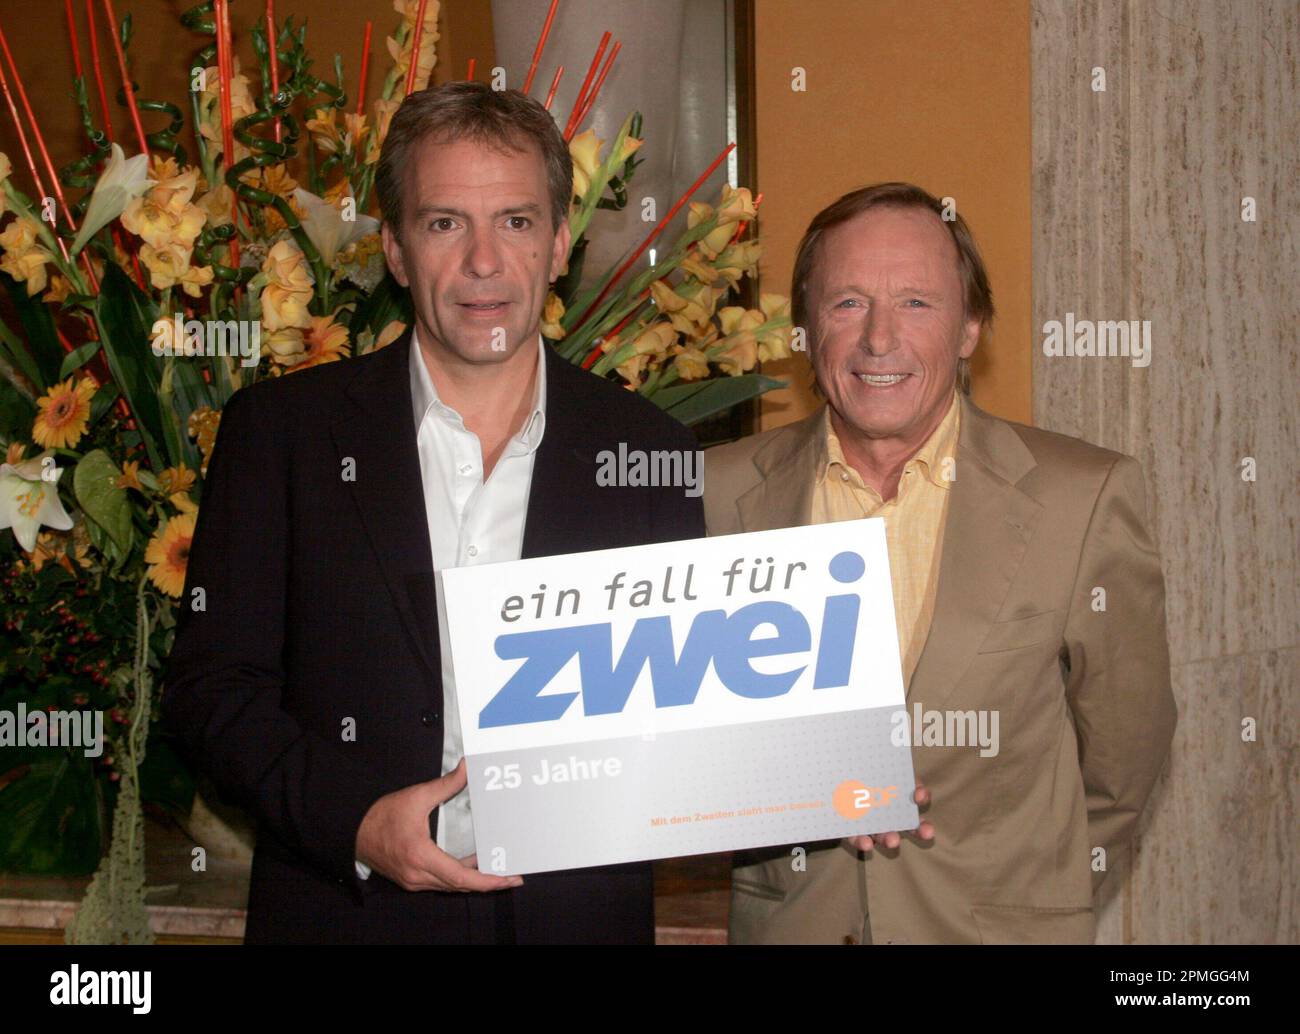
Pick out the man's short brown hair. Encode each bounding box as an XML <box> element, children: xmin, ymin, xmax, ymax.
<box><xmin>376</xmin><ymin>81</ymin><xmax>573</xmax><ymax>238</ymax></box>
<box><xmin>790</xmin><ymin>182</ymin><xmax>994</xmax><ymax>394</ymax></box>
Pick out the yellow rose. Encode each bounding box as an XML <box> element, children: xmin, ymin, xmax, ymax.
<box><xmin>260</xmin><ymin>283</ymin><xmax>313</xmax><ymax>332</ymax></box>
<box><xmin>0</xmin><ymin>218</ymin><xmax>52</xmax><ymax>295</ymax></box>
<box><xmin>195</xmin><ymin>182</ymin><xmax>234</xmax><ymax>228</ymax></box>
<box><xmin>139</xmin><ymin>241</ymin><xmax>192</xmax><ymax>290</ymax></box>
<box><xmin>263</xmin><ymin>326</ymin><xmax>306</xmax><ymax>367</ymax></box>
<box><xmin>121</xmin><ymin>196</ymin><xmax>179</xmax><ymax>249</ymax></box>
<box><xmin>179</xmin><ymin>263</ymin><xmax>215</xmax><ymax>299</ymax></box>
<box><xmin>262</xmin><ymin>239</ymin><xmax>313</xmax><ymax>292</ymax></box>
<box><xmin>0</xmin><ymin>217</ymin><xmax>39</xmax><ymax>252</ymax></box>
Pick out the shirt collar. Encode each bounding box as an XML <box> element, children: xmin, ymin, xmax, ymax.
<box><xmin>408</xmin><ymin>325</ymin><xmax>548</xmax><ymax>452</ymax></box>
<box><xmin>818</xmin><ymin>390</ymin><xmax>961</xmax><ymax>492</ymax></box>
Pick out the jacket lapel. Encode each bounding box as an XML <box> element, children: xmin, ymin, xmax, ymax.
<box><xmin>330</xmin><ymin>331</ymin><xmax>441</xmax><ymax>686</ymax></box>
<box><xmin>907</xmin><ymin>395</ymin><xmax>1042</xmax><ymax>709</ymax></box>
<box><xmin>521</xmin><ymin>347</ymin><xmax>611</xmax><ymax>559</ymax></box>
<box><xmin>735</xmin><ymin>407</ymin><xmax>823</xmax><ymax>532</ymax></box>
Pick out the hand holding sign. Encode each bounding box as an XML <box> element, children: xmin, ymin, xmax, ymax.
<box><xmin>845</xmin><ymin>781</ymin><xmax>934</xmax><ymax>852</ymax></box>
<box><xmin>439</xmin><ymin>519</ymin><xmax>921</xmax><ymax>876</ymax></box>
<box><xmin>355</xmin><ymin>759</ymin><xmax>524</xmax><ymax>892</ymax></box>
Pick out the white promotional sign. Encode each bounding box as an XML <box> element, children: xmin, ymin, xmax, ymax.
<box><xmin>439</xmin><ymin>519</ymin><xmax>919</xmax><ymax>876</ymax></box>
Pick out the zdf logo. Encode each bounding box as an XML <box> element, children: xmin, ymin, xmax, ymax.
<box><xmin>832</xmin><ymin>781</ymin><xmax>897</xmax><ymax>820</ymax></box>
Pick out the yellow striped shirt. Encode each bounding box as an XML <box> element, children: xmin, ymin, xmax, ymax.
<box><xmin>811</xmin><ymin>393</ymin><xmax>961</xmax><ymax>684</ymax></box>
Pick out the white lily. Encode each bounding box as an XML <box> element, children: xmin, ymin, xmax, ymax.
<box><xmin>0</xmin><ymin>451</ymin><xmax>74</xmax><ymax>553</ymax></box>
<box><xmin>71</xmin><ymin>143</ymin><xmax>154</xmax><ymax>256</ymax></box>
<box><xmin>292</xmin><ymin>186</ymin><xmax>379</xmax><ymax>267</ymax></box>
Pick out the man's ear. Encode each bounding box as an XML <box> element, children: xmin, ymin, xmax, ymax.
<box><xmin>549</xmin><ymin>217</ymin><xmax>572</xmax><ymax>283</ymax></box>
<box><xmin>381</xmin><ymin>222</ymin><xmax>409</xmax><ymax>288</ymax></box>
<box><xmin>958</xmin><ymin>315</ymin><xmax>982</xmax><ymax>359</ymax></box>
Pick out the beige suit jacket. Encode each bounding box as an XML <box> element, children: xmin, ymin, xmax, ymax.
<box><xmin>704</xmin><ymin>395</ymin><xmax>1176</xmax><ymax>944</ymax></box>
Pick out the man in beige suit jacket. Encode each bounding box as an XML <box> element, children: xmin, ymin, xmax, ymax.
<box><xmin>705</xmin><ymin>184</ymin><xmax>1176</xmax><ymax>944</ymax></box>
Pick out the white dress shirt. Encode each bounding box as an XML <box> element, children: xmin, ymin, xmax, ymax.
<box><xmin>355</xmin><ymin>329</ymin><xmax>547</xmax><ymax>880</ymax></box>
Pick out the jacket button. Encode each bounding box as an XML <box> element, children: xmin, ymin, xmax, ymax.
<box><xmin>420</xmin><ymin>710</ymin><xmax>438</xmax><ymax>727</ymax></box>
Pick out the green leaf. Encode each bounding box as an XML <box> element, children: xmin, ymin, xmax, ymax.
<box><xmin>94</xmin><ymin>263</ymin><xmax>167</xmax><ymax>470</ymax></box>
<box><xmin>0</xmin><ymin>271</ymin><xmax>63</xmax><ymax>390</ymax></box>
<box><xmin>58</xmin><ymin>338</ymin><xmax>103</xmax><ymax>380</ymax></box>
<box><xmin>0</xmin><ymin>370</ymin><xmax>36</xmax><ymax>432</ymax></box>
<box><xmin>0</xmin><ymin>751</ymin><xmax>104</xmax><ymax>875</ymax></box>
<box><xmin>653</xmin><ymin>374</ymin><xmax>787</xmax><ymax>426</ymax></box>
<box><xmin>73</xmin><ymin>448</ymin><xmax>134</xmax><ymax>553</ymax></box>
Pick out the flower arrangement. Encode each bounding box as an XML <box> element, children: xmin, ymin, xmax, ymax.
<box><xmin>0</xmin><ymin>0</ymin><xmax>791</xmax><ymax>942</ymax></box>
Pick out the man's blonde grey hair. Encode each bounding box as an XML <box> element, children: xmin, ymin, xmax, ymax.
<box><xmin>790</xmin><ymin>182</ymin><xmax>994</xmax><ymax>395</ymax></box>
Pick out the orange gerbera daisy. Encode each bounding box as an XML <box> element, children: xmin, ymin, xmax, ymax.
<box><xmin>288</xmin><ymin>314</ymin><xmax>351</xmax><ymax>373</ymax></box>
<box><xmin>144</xmin><ymin>511</ymin><xmax>196</xmax><ymax>597</ymax></box>
<box><xmin>32</xmin><ymin>377</ymin><xmax>96</xmax><ymax>449</ymax></box>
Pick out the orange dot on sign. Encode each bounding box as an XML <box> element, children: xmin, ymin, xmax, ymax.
<box><xmin>833</xmin><ymin>779</ymin><xmax>871</xmax><ymax>821</ymax></box>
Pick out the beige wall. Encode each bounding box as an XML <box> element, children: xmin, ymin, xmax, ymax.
<box><xmin>751</xmin><ymin>0</ymin><xmax>1034</xmax><ymax>430</ymax></box>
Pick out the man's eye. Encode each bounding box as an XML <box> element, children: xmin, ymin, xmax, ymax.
<box><xmin>505</xmin><ymin>216</ymin><xmax>531</xmax><ymax>230</ymax></box>
<box><xmin>429</xmin><ymin>217</ymin><xmax>456</xmax><ymax>232</ymax></box>
<box><xmin>906</xmin><ymin>298</ymin><xmax>928</xmax><ymax>307</ymax></box>
<box><xmin>835</xmin><ymin>299</ymin><xmax>861</xmax><ymax>309</ymax></box>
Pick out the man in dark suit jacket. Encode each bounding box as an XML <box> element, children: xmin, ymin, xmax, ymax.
<box><xmin>163</xmin><ymin>83</ymin><xmax>703</xmax><ymax>944</ymax></box>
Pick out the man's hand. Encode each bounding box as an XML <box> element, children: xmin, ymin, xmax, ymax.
<box><xmin>355</xmin><ymin>759</ymin><xmax>523</xmax><ymax>892</ymax></box>
<box><xmin>845</xmin><ymin>783</ymin><xmax>935</xmax><ymax>853</ymax></box>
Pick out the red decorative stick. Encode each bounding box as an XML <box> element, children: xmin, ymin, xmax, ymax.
<box><xmin>403</xmin><ymin>0</ymin><xmax>430</xmax><ymax>97</ymax></box>
<box><xmin>0</xmin><ymin>21</ymin><xmax>98</xmax><ymax>288</ymax></box>
<box><xmin>213</xmin><ymin>0</ymin><xmax>240</xmax><ymax>273</ymax></box>
<box><xmin>543</xmin><ymin>65</ymin><xmax>563</xmax><ymax>110</ymax></box>
<box><xmin>356</xmin><ymin>20</ymin><xmax>372</xmax><ymax>114</ymax></box>
<box><xmin>568</xmin><ymin>39</ymin><xmax>619</xmax><ymax>139</ymax></box>
<box><xmin>564</xmin><ymin>31</ymin><xmax>609</xmax><ymax>139</ymax></box>
<box><xmin>574</xmin><ymin>141</ymin><xmax>736</xmax><ymax>332</ymax></box>
<box><xmin>466</xmin><ymin>57</ymin><xmax>475</xmax><ymax>81</ymax></box>
<box><xmin>84</xmin><ymin>0</ymin><xmax>113</xmax><ymax>141</ymax></box>
<box><xmin>265</xmin><ymin>0</ymin><xmax>280</xmax><ymax>142</ymax></box>
<box><xmin>522</xmin><ymin>0</ymin><xmax>560</xmax><ymax>94</ymax></box>
<box><xmin>63</xmin><ymin>0</ymin><xmax>83</xmax><ymax>79</ymax></box>
<box><xmin>581</xmin><ymin>291</ymin><xmax>647</xmax><ymax>369</ymax></box>
<box><xmin>100</xmin><ymin>0</ymin><xmax>148</xmax><ymax>155</ymax></box>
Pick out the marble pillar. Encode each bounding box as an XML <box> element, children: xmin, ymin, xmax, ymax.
<box><xmin>1032</xmin><ymin>0</ymin><xmax>1298</xmax><ymax>942</ymax></box>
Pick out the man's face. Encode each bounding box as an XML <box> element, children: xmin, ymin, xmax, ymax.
<box><xmin>808</xmin><ymin>206</ymin><xmax>981</xmax><ymax>446</ymax></box>
<box><xmin>382</xmin><ymin>134</ymin><xmax>570</xmax><ymax>366</ymax></box>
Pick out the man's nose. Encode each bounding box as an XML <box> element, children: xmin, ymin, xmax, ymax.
<box><xmin>462</xmin><ymin>224</ymin><xmax>503</xmax><ymax>278</ymax></box>
<box><xmin>861</xmin><ymin>303</ymin><xmax>897</xmax><ymax>355</ymax></box>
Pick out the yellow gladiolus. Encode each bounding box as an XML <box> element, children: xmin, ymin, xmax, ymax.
<box><xmin>540</xmin><ymin>292</ymin><xmax>566</xmax><ymax>339</ymax></box>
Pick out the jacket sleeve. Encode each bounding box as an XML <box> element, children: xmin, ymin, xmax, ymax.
<box><xmin>651</xmin><ymin>422</ymin><xmax>707</xmax><ymax>543</ymax></box>
<box><xmin>1061</xmin><ymin>454</ymin><xmax>1177</xmax><ymax>895</ymax></box>
<box><xmin>162</xmin><ymin>385</ymin><xmax>380</xmax><ymax>889</ymax></box>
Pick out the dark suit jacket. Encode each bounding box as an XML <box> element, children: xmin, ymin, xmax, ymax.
<box><xmin>163</xmin><ymin>331</ymin><xmax>704</xmax><ymax>944</ymax></box>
